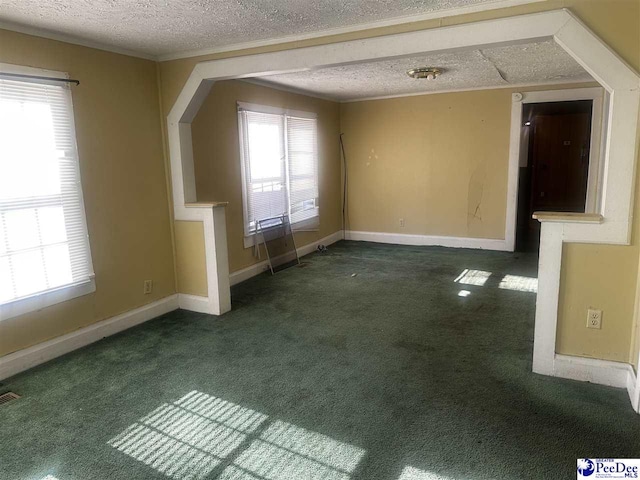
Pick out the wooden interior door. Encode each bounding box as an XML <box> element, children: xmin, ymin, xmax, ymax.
<box><xmin>530</xmin><ymin>112</ymin><xmax>591</xmax><ymax>213</ymax></box>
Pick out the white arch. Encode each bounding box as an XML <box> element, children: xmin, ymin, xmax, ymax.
<box><xmin>167</xmin><ymin>9</ymin><xmax>640</xmax><ymax>407</ymax></box>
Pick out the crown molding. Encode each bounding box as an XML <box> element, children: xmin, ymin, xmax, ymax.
<box><xmin>0</xmin><ymin>21</ymin><xmax>155</xmax><ymax>61</ymax></box>
<box><xmin>340</xmin><ymin>78</ymin><xmax>597</xmax><ymax>103</ymax></box>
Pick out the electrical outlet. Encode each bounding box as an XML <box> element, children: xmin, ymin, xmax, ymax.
<box><xmin>399</xmin><ymin>218</ymin><xmax>405</xmax><ymax>227</ymax></box>
<box><xmin>143</xmin><ymin>280</ymin><xmax>153</xmax><ymax>295</ymax></box>
<box><xmin>587</xmin><ymin>308</ymin><xmax>602</xmax><ymax>329</ymax></box>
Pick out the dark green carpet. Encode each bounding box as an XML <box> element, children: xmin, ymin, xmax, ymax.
<box><xmin>1</xmin><ymin>241</ymin><xmax>638</xmax><ymax>480</ymax></box>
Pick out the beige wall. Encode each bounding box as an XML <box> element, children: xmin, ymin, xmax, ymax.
<box><xmin>558</xmin><ymin>244</ymin><xmax>639</xmax><ymax>363</ymax></box>
<box><xmin>190</xmin><ymin>80</ymin><xmax>342</xmax><ymax>273</ymax></box>
<box><xmin>175</xmin><ymin>221</ymin><xmax>208</xmax><ymax>297</ymax></box>
<box><xmin>340</xmin><ymin>89</ymin><xmax>511</xmax><ymax>239</ymax></box>
<box><xmin>0</xmin><ymin>30</ymin><xmax>175</xmax><ymax>357</ymax></box>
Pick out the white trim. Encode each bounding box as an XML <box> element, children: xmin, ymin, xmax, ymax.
<box><xmin>0</xmin><ymin>62</ymin><xmax>68</xmax><ymax>79</ymax></box>
<box><xmin>627</xmin><ymin>367</ymin><xmax>638</xmax><ymax>413</ymax></box>
<box><xmin>241</xmin><ymin>79</ymin><xmax>337</xmax><ymax>103</ymax></box>
<box><xmin>0</xmin><ymin>21</ymin><xmax>156</xmax><ymax>61</ymax></box>
<box><xmin>0</xmin><ymin>62</ymin><xmax>97</xmax><ymax>322</ymax></box>
<box><xmin>341</xmin><ymin>78</ymin><xmax>595</xmax><ymax>103</ymax></box>
<box><xmin>630</xmin><ymin>241</ymin><xmax>640</xmax><ymax>414</ymax></box>
<box><xmin>243</xmin><ymin>215</ymin><xmax>320</xmax><ymax>249</ymax></box>
<box><xmin>237</xmin><ymin>101</ymin><xmax>317</xmax><ymax>119</ymax></box>
<box><xmin>230</xmin><ymin>261</ymin><xmax>271</xmax><ymax>287</ymax></box>
<box><xmin>157</xmin><ymin>0</ymin><xmax>546</xmax><ymax>61</ymax></box>
<box><xmin>344</xmin><ymin>230</ymin><xmax>508</xmax><ymax>251</ymax></box>
<box><xmin>177</xmin><ymin>293</ymin><xmax>210</xmax><ymax>313</ymax></box>
<box><xmin>532</xmin><ymin>222</ymin><xmax>563</xmax><ymax>375</ymax></box>
<box><xmin>505</xmin><ymin>86</ymin><xmax>605</xmax><ymax>252</ymax></box>
<box><xmin>175</xmin><ymin>204</ymin><xmax>231</xmax><ymax>316</ymax></box>
<box><xmin>0</xmin><ymin>295</ymin><xmax>179</xmax><ymax>381</ymax></box>
<box><xmin>237</xmin><ymin>102</ymin><xmax>320</xmax><ymax>241</ymax></box>
<box><xmin>553</xmin><ymin>354</ymin><xmax>633</xmax><ymax>389</ymax></box>
<box><xmin>230</xmin><ymin>230</ymin><xmax>344</xmax><ymax>286</ymax></box>
<box><xmin>0</xmin><ymin>279</ymin><xmax>96</xmax><ymax>322</ymax></box>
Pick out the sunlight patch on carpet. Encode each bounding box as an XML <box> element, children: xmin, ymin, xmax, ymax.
<box><xmin>398</xmin><ymin>466</ymin><xmax>457</xmax><ymax>480</ymax></box>
<box><xmin>108</xmin><ymin>390</ymin><xmax>365</xmax><ymax>480</ymax></box>
<box><xmin>498</xmin><ymin>274</ymin><xmax>538</xmax><ymax>293</ymax></box>
<box><xmin>454</xmin><ymin>269</ymin><xmax>492</xmax><ymax>286</ymax></box>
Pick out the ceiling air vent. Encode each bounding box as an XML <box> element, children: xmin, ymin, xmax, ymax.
<box><xmin>0</xmin><ymin>392</ymin><xmax>21</xmax><ymax>406</ymax></box>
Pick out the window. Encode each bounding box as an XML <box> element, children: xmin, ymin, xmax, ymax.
<box><xmin>0</xmin><ymin>65</ymin><xmax>94</xmax><ymax>320</ymax></box>
<box><xmin>238</xmin><ymin>103</ymin><xmax>319</xmax><ymax>239</ymax></box>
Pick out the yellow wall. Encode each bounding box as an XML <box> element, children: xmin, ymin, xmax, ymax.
<box><xmin>0</xmin><ymin>30</ymin><xmax>175</xmax><ymax>357</ymax></box>
<box><xmin>558</xmin><ymin>244</ymin><xmax>639</xmax><ymax>363</ymax></box>
<box><xmin>340</xmin><ymin>89</ymin><xmax>510</xmax><ymax>239</ymax></box>
<box><xmin>632</xmin><ymin>288</ymin><xmax>640</xmax><ymax>368</ymax></box>
<box><xmin>174</xmin><ymin>221</ymin><xmax>208</xmax><ymax>297</ymax></box>
<box><xmin>190</xmin><ymin>80</ymin><xmax>342</xmax><ymax>273</ymax></box>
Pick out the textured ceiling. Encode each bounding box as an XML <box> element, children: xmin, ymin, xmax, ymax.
<box><xmin>254</xmin><ymin>40</ymin><xmax>594</xmax><ymax>101</ymax></box>
<box><xmin>1</xmin><ymin>0</ymin><xmax>525</xmax><ymax>58</ymax></box>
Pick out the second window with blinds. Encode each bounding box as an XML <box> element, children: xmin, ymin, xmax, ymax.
<box><xmin>237</xmin><ymin>102</ymin><xmax>319</xmax><ymax>244</ymax></box>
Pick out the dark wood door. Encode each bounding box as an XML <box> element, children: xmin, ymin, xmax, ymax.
<box><xmin>530</xmin><ymin>112</ymin><xmax>591</xmax><ymax>213</ymax></box>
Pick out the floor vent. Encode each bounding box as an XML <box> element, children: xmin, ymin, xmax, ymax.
<box><xmin>0</xmin><ymin>392</ymin><xmax>21</xmax><ymax>406</ymax></box>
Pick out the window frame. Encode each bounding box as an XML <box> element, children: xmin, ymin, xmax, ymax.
<box><xmin>0</xmin><ymin>63</ymin><xmax>95</xmax><ymax>321</ymax></box>
<box><xmin>237</xmin><ymin>102</ymin><xmax>319</xmax><ymax>248</ymax></box>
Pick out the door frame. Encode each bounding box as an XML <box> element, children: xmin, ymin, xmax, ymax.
<box><xmin>505</xmin><ymin>87</ymin><xmax>605</xmax><ymax>251</ymax></box>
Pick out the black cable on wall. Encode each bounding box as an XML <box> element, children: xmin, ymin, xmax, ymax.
<box><xmin>339</xmin><ymin>133</ymin><xmax>348</xmax><ymax>233</ymax></box>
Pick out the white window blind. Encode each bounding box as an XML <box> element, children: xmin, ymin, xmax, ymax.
<box><xmin>287</xmin><ymin>116</ymin><xmax>319</xmax><ymax>225</ymax></box>
<box><xmin>238</xmin><ymin>104</ymin><xmax>319</xmax><ymax>237</ymax></box>
<box><xmin>0</xmin><ymin>75</ymin><xmax>94</xmax><ymax>307</ymax></box>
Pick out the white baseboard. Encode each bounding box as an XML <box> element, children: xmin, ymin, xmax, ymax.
<box><xmin>0</xmin><ymin>294</ymin><xmax>179</xmax><ymax>381</ymax></box>
<box><xmin>230</xmin><ymin>260</ymin><xmax>271</xmax><ymax>286</ymax></box>
<box><xmin>553</xmin><ymin>354</ymin><xmax>633</xmax><ymax>389</ymax></box>
<box><xmin>627</xmin><ymin>367</ymin><xmax>639</xmax><ymax>413</ymax></box>
<box><xmin>297</xmin><ymin>229</ymin><xmax>344</xmax><ymax>256</ymax></box>
<box><xmin>178</xmin><ymin>293</ymin><xmax>210</xmax><ymax>314</ymax></box>
<box><xmin>344</xmin><ymin>230</ymin><xmax>509</xmax><ymax>251</ymax></box>
<box><xmin>229</xmin><ymin>230</ymin><xmax>344</xmax><ymax>286</ymax></box>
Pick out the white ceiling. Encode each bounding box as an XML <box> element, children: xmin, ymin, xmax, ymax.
<box><xmin>253</xmin><ymin>40</ymin><xmax>594</xmax><ymax>101</ymax></box>
<box><xmin>0</xmin><ymin>0</ymin><xmax>538</xmax><ymax>59</ymax></box>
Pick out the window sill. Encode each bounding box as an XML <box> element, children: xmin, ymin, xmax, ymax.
<box><xmin>185</xmin><ymin>201</ymin><xmax>229</xmax><ymax>208</ymax></box>
<box><xmin>244</xmin><ymin>216</ymin><xmax>320</xmax><ymax>249</ymax></box>
<box><xmin>0</xmin><ymin>278</ymin><xmax>96</xmax><ymax>321</ymax></box>
<box><xmin>532</xmin><ymin>212</ymin><xmax>604</xmax><ymax>224</ymax></box>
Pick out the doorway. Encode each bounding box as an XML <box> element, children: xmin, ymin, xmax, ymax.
<box><xmin>515</xmin><ymin>100</ymin><xmax>594</xmax><ymax>252</ymax></box>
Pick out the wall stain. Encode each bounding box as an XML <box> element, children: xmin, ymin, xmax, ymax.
<box><xmin>467</xmin><ymin>164</ymin><xmax>486</xmax><ymax>234</ymax></box>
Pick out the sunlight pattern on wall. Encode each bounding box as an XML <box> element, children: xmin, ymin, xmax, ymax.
<box><xmin>454</xmin><ymin>269</ymin><xmax>492</xmax><ymax>286</ymax></box>
<box><xmin>498</xmin><ymin>274</ymin><xmax>538</xmax><ymax>293</ymax></box>
<box><xmin>109</xmin><ymin>390</ymin><xmax>365</xmax><ymax>480</ymax></box>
